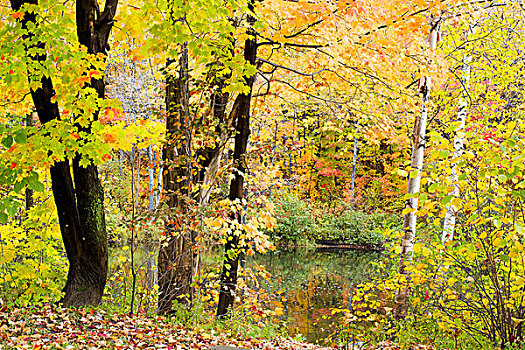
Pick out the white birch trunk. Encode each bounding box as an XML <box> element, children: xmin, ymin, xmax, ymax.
<box><xmin>398</xmin><ymin>15</ymin><xmax>440</xmax><ymax>274</ymax></box>
<box><xmin>442</xmin><ymin>24</ymin><xmax>475</xmax><ymax>243</ymax></box>
<box><xmin>395</xmin><ymin>16</ymin><xmax>440</xmax><ymax>317</ymax></box>
<box><xmin>398</xmin><ymin>87</ymin><xmax>429</xmax><ymax>275</ymax></box>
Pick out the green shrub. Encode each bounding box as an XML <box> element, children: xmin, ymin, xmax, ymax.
<box><xmin>314</xmin><ymin>210</ymin><xmax>389</xmax><ymax>247</ymax></box>
<box><xmin>271</xmin><ymin>194</ymin><xmax>401</xmax><ymax>247</ymax></box>
<box><xmin>272</xmin><ymin>193</ymin><xmax>316</xmax><ymax>243</ymax></box>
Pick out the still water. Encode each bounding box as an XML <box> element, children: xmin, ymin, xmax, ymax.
<box><xmin>108</xmin><ymin>246</ymin><xmax>380</xmax><ymax>344</ymax></box>
<box><xmin>249</xmin><ymin>248</ymin><xmax>380</xmax><ymax>343</ymax></box>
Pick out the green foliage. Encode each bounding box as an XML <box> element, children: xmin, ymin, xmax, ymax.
<box><xmin>0</xmin><ymin>197</ymin><xmax>66</xmax><ymax>307</ymax></box>
<box><xmin>271</xmin><ymin>193</ymin><xmax>399</xmax><ymax>247</ymax></box>
<box><xmin>314</xmin><ymin>210</ymin><xmax>398</xmax><ymax>247</ymax></box>
<box><xmin>272</xmin><ymin>193</ymin><xmax>316</xmax><ymax>243</ymax></box>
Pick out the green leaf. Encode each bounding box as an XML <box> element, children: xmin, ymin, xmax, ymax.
<box><xmin>14</xmin><ymin>130</ymin><xmax>27</xmax><ymax>144</ymax></box>
<box><xmin>439</xmin><ymin>150</ymin><xmax>450</xmax><ymax>159</ymax></box>
<box><xmin>2</xmin><ymin>135</ymin><xmax>13</xmax><ymax>149</ymax></box>
<box><xmin>6</xmin><ymin>203</ymin><xmax>18</xmax><ymax>217</ymax></box>
<box><xmin>13</xmin><ymin>181</ymin><xmax>24</xmax><ymax>193</ymax></box>
<box><xmin>441</xmin><ymin>195</ymin><xmax>453</xmax><ymax>205</ymax></box>
<box><xmin>0</xmin><ymin>212</ymin><xmax>7</xmax><ymax>224</ymax></box>
<box><xmin>32</xmin><ymin>181</ymin><xmax>45</xmax><ymax>192</ymax></box>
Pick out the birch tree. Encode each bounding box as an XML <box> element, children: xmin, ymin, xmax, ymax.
<box><xmin>396</xmin><ymin>15</ymin><xmax>441</xmax><ymax>317</ymax></box>
<box><xmin>441</xmin><ymin>23</ymin><xmax>476</xmax><ymax>243</ymax></box>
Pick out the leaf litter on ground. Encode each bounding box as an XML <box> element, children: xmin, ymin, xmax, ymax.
<box><xmin>0</xmin><ymin>305</ymin><xmax>335</xmax><ymax>349</ymax></box>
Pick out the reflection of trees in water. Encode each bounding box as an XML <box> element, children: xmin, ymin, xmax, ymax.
<box><xmin>106</xmin><ymin>245</ymin><xmax>379</xmax><ymax>343</ymax></box>
<box><xmin>249</xmin><ymin>248</ymin><xmax>379</xmax><ymax>344</ymax></box>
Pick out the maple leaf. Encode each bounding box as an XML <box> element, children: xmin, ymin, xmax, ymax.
<box><xmin>10</xmin><ymin>11</ymin><xmax>23</xmax><ymax>19</ymax></box>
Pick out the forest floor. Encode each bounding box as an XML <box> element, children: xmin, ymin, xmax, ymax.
<box><xmin>0</xmin><ymin>305</ymin><xmax>442</xmax><ymax>350</ymax></box>
<box><xmin>0</xmin><ymin>304</ymin><xmax>333</xmax><ymax>350</ymax></box>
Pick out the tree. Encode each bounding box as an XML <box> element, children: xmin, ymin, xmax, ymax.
<box><xmin>157</xmin><ymin>48</ymin><xmax>195</xmax><ymax>311</ymax></box>
<box><xmin>216</xmin><ymin>3</ymin><xmax>258</xmax><ymax>317</ymax></box>
<box><xmin>395</xmin><ymin>15</ymin><xmax>441</xmax><ymax>318</ymax></box>
<box><xmin>441</xmin><ymin>22</ymin><xmax>476</xmax><ymax>243</ymax></box>
<box><xmin>8</xmin><ymin>0</ymin><xmax>117</xmax><ymax>306</ymax></box>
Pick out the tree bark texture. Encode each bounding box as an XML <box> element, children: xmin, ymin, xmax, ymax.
<box><xmin>197</xmin><ymin>77</ymin><xmax>231</xmax><ymax>206</ymax></box>
<box><xmin>157</xmin><ymin>48</ymin><xmax>197</xmax><ymax>313</ymax></box>
<box><xmin>216</xmin><ymin>12</ymin><xmax>258</xmax><ymax>317</ymax></box>
<box><xmin>394</xmin><ymin>80</ymin><xmax>429</xmax><ymax>318</ymax></box>
<box><xmin>10</xmin><ymin>0</ymin><xmax>117</xmax><ymax>307</ymax></box>
<box><xmin>442</xmin><ymin>23</ymin><xmax>475</xmax><ymax>243</ymax></box>
<box><xmin>395</xmin><ymin>15</ymin><xmax>440</xmax><ymax>318</ymax></box>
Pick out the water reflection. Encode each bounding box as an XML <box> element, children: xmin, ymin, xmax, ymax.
<box><xmin>106</xmin><ymin>245</ymin><xmax>380</xmax><ymax>343</ymax></box>
<box><xmin>251</xmin><ymin>248</ymin><xmax>380</xmax><ymax>343</ymax></box>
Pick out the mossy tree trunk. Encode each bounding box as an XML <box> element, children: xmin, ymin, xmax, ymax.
<box><xmin>10</xmin><ymin>0</ymin><xmax>117</xmax><ymax>307</ymax></box>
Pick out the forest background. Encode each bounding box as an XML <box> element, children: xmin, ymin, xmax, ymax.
<box><xmin>0</xmin><ymin>0</ymin><xmax>525</xmax><ymax>348</ymax></box>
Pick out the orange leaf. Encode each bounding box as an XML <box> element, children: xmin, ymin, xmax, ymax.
<box><xmin>11</xmin><ymin>12</ymin><xmax>23</xmax><ymax>20</ymax></box>
<box><xmin>104</xmin><ymin>133</ymin><xmax>116</xmax><ymax>143</ymax></box>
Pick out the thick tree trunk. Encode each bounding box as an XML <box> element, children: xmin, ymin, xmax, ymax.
<box><xmin>10</xmin><ymin>0</ymin><xmax>117</xmax><ymax>307</ymax></box>
<box><xmin>216</xmin><ymin>11</ymin><xmax>258</xmax><ymax>318</ymax></box>
<box><xmin>198</xmin><ymin>85</ymin><xmax>231</xmax><ymax>205</ymax></box>
<box><xmin>157</xmin><ymin>48</ymin><xmax>196</xmax><ymax>313</ymax></box>
<box><xmin>59</xmin><ymin>0</ymin><xmax>116</xmax><ymax>307</ymax></box>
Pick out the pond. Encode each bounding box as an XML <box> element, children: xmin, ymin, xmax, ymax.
<box><xmin>107</xmin><ymin>245</ymin><xmax>380</xmax><ymax>344</ymax></box>
<box><xmin>247</xmin><ymin>247</ymin><xmax>380</xmax><ymax>344</ymax></box>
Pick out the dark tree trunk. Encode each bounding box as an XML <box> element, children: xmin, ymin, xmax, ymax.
<box><xmin>157</xmin><ymin>48</ymin><xmax>197</xmax><ymax>313</ymax></box>
<box><xmin>60</xmin><ymin>0</ymin><xmax>118</xmax><ymax>307</ymax></box>
<box><xmin>10</xmin><ymin>0</ymin><xmax>117</xmax><ymax>307</ymax></box>
<box><xmin>195</xmin><ymin>67</ymin><xmax>231</xmax><ymax>205</ymax></box>
<box><xmin>216</xmin><ymin>11</ymin><xmax>258</xmax><ymax>318</ymax></box>
<box><xmin>52</xmin><ymin>161</ymin><xmax>106</xmax><ymax>306</ymax></box>
<box><xmin>25</xmin><ymin>114</ymin><xmax>34</xmax><ymax>211</ymax></box>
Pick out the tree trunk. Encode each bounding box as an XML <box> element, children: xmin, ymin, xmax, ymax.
<box><xmin>216</xmin><ymin>10</ymin><xmax>257</xmax><ymax>318</ymax></box>
<box><xmin>197</xmin><ymin>81</ymin><xmax>231</xmax><ymax>206</ymax></box>
<box><xmin>25</xmin><ymin>113</ymin><xmax>34</xmax><ymax>211</ymax></box>
<box><xmin>157</xmin><ymin>48</ymin><xmax>196</xmax><ymax>313</ymax></box>
<box><xmin>59</xmin><ymin>0</ymin><xmax>117</xmax><ymax>307</ymax></box>
<box><xmin>395</xmin><ymin>15</ymin><xmax>441</xmax><ymax>318</ymax></box>
<box><xmin>398</xmin><ymin>84</ymin><xmax>429</xmax><ymax>273</ymax></box>
<box><xmin>10</xmin><ymin>0</ymin><xmax>117</xmax><ymax>307</ymax></box>
<box><xmin>442</xmin><ymin>23</ymin><xmax>475</xmax><ymax>243</ymax></box>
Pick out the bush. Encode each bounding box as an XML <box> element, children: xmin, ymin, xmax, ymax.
<box><xmin>271</xmin><ymin>194</ymin><xmax>400</xmax><ymax>247</ymax></box>
<box><xmin>314</xmin><ymin>209</ymin><xmax>396</xmax><ymax>247</ymax></box>
<box><xmin>0</xmin><ymin>198</ymin><xmax>67</xmax><ymax>307</ymax></box>
<box><xmin>272</xmin><ymin>193</ymin><xmax>316</xmax><ymax>242</ymax></box>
